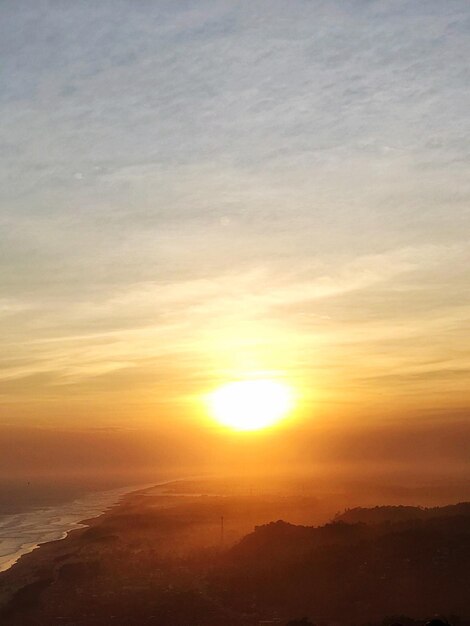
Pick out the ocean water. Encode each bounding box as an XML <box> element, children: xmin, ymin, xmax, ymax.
<box><xmin>0</xmin><ymin>483</ymin><xmax>150</xmax><ymax>573</ymax></box>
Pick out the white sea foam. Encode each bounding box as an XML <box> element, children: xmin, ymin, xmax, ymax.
<box><xmin>0</xmin><ymin>483</ymin><xmax>152</xmax><ymax>573</ymax></box>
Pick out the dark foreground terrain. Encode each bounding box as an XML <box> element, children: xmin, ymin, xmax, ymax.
<box><xmin>0</xmin><ymin>480</ymin><xmax>469</xmax><ymax>626</ymax></box>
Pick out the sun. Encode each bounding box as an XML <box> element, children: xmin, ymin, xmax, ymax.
<box><xmin>207</xmin><ymin>379</ymin><xmax>294</xmax><ymax>431</ymax></box>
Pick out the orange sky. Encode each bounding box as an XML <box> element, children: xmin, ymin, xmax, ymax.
<box><xmin>1</xmin><ymin>2</ymin><xmax>469</xmax><ymax>486</ymax></box>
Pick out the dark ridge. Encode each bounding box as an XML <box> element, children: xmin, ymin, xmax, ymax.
<box><xmin>335</xmin><ymin>502</ymin><xmax>470</xmax><ymax>525</ymax></box>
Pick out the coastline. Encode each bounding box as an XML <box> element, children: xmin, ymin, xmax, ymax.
<box><xmin>0</xmin><ymin>481</ymin><xmax>160</xmax><ymax>575</ymax></box>
<box><xmin>0</xmin><ymin>478</ymin><xmax>234</xmax><ymax>622</ymax></box>
<box><xmin>0</xmin><ymin>477</ymin><xmax>209</xmax><ymax>617</ymax></box>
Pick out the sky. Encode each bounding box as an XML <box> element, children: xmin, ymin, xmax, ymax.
<box><xmin>1</xmin><ymin>1</ymin><xmax>469</xmax><ymax>483</ymax></box>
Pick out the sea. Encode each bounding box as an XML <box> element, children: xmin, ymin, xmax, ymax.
<box><xmin>0</xmin><ymin>481</ymin><xmax>153</xmax><ymax>573</ymax></box>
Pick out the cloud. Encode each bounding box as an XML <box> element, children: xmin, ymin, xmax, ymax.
<box><xmin>0</xmin><ymin>1</ymin><xmax>469</xmax><ymax>426</ymax></box>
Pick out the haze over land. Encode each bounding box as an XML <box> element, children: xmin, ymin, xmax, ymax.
<box><xmin>0</xmin><ymin>1</ymin><xmax>469</xmax><ymax>491</ymax></box>
<box><xmin>1</xmin><ymin>481</ymin><xmax>470</xmax><ymax>625</ymax></box>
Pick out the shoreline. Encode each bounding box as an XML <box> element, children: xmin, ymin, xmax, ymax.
<box><xmin>0</xmin><ymin>478</ymin><xmax>240</xmax><ymax>622</ymax></box>
<box><xmin>0</xmin><ymin>480</ymin><xmax>168</xmax><ymax>576</ymax></box>
<box><xmin>0</xmin><ymin>477</ymin><xmax>210</xmax><ymax>615</ymax></box>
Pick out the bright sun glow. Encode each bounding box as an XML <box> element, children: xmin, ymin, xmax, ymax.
<box><xmin>208</xmin><ymin>379</ymin><xmax>294</xmax><ymax>431</ymax></box>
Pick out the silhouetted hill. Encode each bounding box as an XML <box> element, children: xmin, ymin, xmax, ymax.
<box><xmin>2</xmin><ymin>492</ymin><xmax>469</xmax><ymax>625</ymax></box>
<box><xmin>211</xmin><ymin>505</ymin><xmax>470</xmax><ymax>622</ymax></box>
